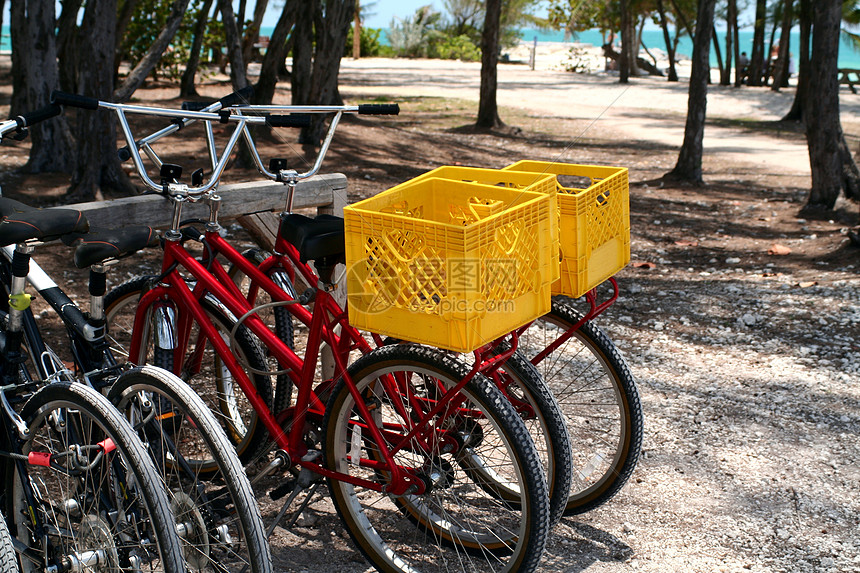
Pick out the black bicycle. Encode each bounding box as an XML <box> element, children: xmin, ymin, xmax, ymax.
<box><xmin>0</xmin><ymin>104</ymin><xmax>270</xmax><ymax>573</ymax></box>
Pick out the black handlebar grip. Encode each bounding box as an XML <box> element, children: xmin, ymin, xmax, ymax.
<box><xmin>181</xmin><ymin>101</ymin><xmax>212</xmax><ymax>111</ymax></box>
<box><xmin>117</xmin><ymin>146</ymin><xmax>132</xmax><ymax>162</ymax></box>
<box><xmin>357</xmin><ymin>103</ymin><xmax>400</xmax><ymax>115</ymax></box>
<box><xmin>50</xmin><ymin>90</ymin><xmax>100</xmax><ymax>110</ymax></box>
<box><xmin>265</xmin><ymin>114</ymin><xmax>312</xmax><ymax>128</ymax></box>
<box><xmin>14</xmin><ymin>103</ymin><xmax>62</xmax><ymax>128</ymax></box>
<box><xmin>220</xmin><ymin>85</ymin><xmax>254</xmax><ymax>108</ymax></box>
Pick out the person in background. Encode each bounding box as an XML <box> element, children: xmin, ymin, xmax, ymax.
<box><xmin>738</xmin><ymin>51</ymin><xmax>750</xmax><ymax>83</ymax></box>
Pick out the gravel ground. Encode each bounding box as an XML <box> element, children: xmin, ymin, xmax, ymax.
<box><xmin>2</xmin><ymin>63</ymin><xmax>858</xmax><ymax>572</ymax></box>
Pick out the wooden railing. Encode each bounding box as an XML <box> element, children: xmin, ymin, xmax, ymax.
<box><xmin>70</xmin><ymin>173</ymin><xmax>348</xmax><ymax>229</ymax></box>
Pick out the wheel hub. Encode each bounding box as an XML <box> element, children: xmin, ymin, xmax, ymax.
<box><xmin>171</xmin><ymin>490</ymin><xmax>211</xmax><ymax>571</ymax></box>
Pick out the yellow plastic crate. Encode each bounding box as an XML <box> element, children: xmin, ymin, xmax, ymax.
<box><xmin>503</xmin><ymin>161</ymin><xmax>630</xmax><ymax>298</ymax></box>
<box><xmin>344</xmin><ymin>176</ymin><xmax>558</xmax><ymax>353</ymax></box>
<box><xmin>385</xmin><ymin>166</ymin><xmax>561</xmax><ymax>282</ymax></box>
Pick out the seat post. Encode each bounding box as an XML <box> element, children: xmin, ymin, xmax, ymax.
<box><xmin>7</xmin><ymin>243</ymin><xmax>34</xmax><ymax>335</ymax></box>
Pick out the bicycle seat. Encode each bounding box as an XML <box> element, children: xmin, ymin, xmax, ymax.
<box><xmin>0</xmin><ymin>197</ymin><xmax>89</xmax><ymax>246</ymax></box>
<box><xmin>64</xmin><ymin>225</ymin><xmax>159</xmax><ymax>268</ymax></box>
<box><xmin>279</xmin><ymin>213</ymin><xmax>345</xmax><ymax>263</ymax></box>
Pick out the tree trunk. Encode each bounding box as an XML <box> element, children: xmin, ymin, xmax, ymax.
<box><xmin>112</xmin><ymin>0</ymin><xmax>191</xmax><ymax>102</ymax></box>
<box><xmin>805</xmin><ymin>0</ymin><xmax>860</xmax><ymax>211</ymax></box>
<box><xmin>666</xmin><ymin>0</ymin><xmax>716</xmax><ymax>184</ymax></box>
<box><xmin>67</xmin><ymin>0</ymin><xmax>135</xmax><ymax>201</ymax></box>
<box><xmin>764</xmin><ymin>5</ymin><xmax>780</xmax><ymax>84</ymax></box>
<box><xmin>748</xmin><ymin>0</ymin><xmax>766</xmax><ymax>86</ymax></box>
<box><xmin>657</xmin><ymin>0</ymin><xmax>679</xmax><ymax>82</ymax></box>
<box><xmin>772</xmin><ymin>0</ymin><xmax>793</xmax><ymax>91</ymax></box>
<box><xmin>476</xmin><ymin>0</ymin><xmax>503</xmax><ymax>127</ymax></box>
<box><xmin>180</xmin><ymin>0</ymin><xmax>215</xmax><ymax>98</ymax></box>
<box><xmin>9</xmin><ymin>0</ymin><xmax>76</xmax><ymax>173</ymax></box>
<box><xmin>619</xmin><ymin>0</ymin><xmax>630</xmax><ymax>83</ymax></box>
<box><xmin>307</xmin><ymin>0</ymin><xmax>354</xmax><ymax>141</ymax></box>
<box><xmin>724</xmin><ymin>1</ymin><xmax>734</xmax><ymax>86</ymax></box>
<box><xmin>353</xmin><ymin>1</ymin><xmax>361</xmax><ymax>59</ymax></box>
<box><xmin>292</xmin><ymin>0</ymin><xmax>315</xmax><ymax>107</ymax></box>
<box><xmin>242</xmin><ymin>0</ymin><xmax>269</xmax><ymax>65</ymax></box>
<box><xmin>114</xmin><ymin>0</ymin><xmax>142</xmax><ymax>80</ymax></box>
<box><xmin>783</xmin><ymin>0</ymin><xmax>810</xmax><ymax>121</ymax></box>
<box><xmin>254</xmin><ymin>0</ymin><xmax>296</xmax><ymax>104</ymax></box>
<box><xmin>712</xmin><ymin>28</ymin><xmax>725</xmax><ymax>84</ymax></box>
<box><xmin>57</xmin><ymin>0</ymin><xmax>83</xmax><ymax>93</ymax></box>
<box><xmin>219</xmin><ymin>0</ymin><xmax>249</xmax><ymax>90</ymax></box>
<box><xmin>730</xmin><ymin>0</ymin><xmax>742</xmax><ymax>87</ymax></box>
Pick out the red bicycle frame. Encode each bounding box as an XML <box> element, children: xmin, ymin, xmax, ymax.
<box><xmin>128</xmin><ymin>230</ymin><xmax>490</xmax><ymax>495</ymax></box>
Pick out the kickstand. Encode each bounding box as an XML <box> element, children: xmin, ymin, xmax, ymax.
<box><xmin>266</xmin><ymin>451</ymin><xmax>322</xmax><ymax>537</ymax></box>
<box><xmin>286</xmin><ymin>482</ymin><xmax>322</xmax><ymax>528</ymax></box>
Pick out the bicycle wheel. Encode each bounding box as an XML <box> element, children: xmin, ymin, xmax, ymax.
<box><xmin>104</xmin><ymin>277</ymin><xmax>274</xmax><ymax>465</ymax></box>
<box><xmin>7</xmin><ymin>381</ymin><xmax>185</xmax><ymax>573</ymax></box>
<box><xmin>0</xmin><ymin>512</ymin><xmax>16</xmax><ymax>570</ymax></box>
<box><xmin>323</xmin><ymin>344</ymin><xmax>551</xmax><ymax>573</ymax></box>
<box><xmin>517</xmin><ymin>296</ymin><xmax>643</xmax><ymax>515</ymax></box>
<box><xmin>480</xmin><ymin>350</ymin><xmax>572</xmax><ymax>526</ymax></box>
<box><xmin>108</xmin><ymin>365</ymin><xmax>272</xmax><ymax>573</ymax></box>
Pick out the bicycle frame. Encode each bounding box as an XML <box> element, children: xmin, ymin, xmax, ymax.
<box><xmin>129</xmin><ymin>222</ymin><xmax>495</xmax><ymax>495</ymax></box>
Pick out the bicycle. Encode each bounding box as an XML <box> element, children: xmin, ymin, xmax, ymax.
<box><xmin>53</xmin><ymin>90</ymin><xmax>554</xmax><ymax>573</ymax></box>
<box><xmin>0</xmin><ymin>105</ymin><xmax>271</xmax><ymax>572</ymax></box>
<box><xmin>192</xmin><ymin>101</ymin><xmax>642</xmax><ymax>518</ymax></box>
<box><xmin>103</xmin><ymin>93</ymin><xmax>641</xmax><ymax>522</ymax></box>
<box><xmin>0</xmin><ymin>105</ymin><xmax>186</xmax><ymax>572</ymax></box>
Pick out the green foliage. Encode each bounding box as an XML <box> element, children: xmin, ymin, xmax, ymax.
<box><xmin>345</xmin><ymin>25</ymin><xmax>384</xmax><ymax>57</ymax></box>
<box><xmin>120</xmin><ymin>0</ymin><xmax>203</xmax><ymax>80</ymax></box>
<box><xmin>387</xmin><ymin>5</ymin><xmax>446</xmax><ymax>57</ymax></box>
<box><xmin>432</xmin><ymin>34</ymin><xmax>481</xmax><ymax>60</ymax></box>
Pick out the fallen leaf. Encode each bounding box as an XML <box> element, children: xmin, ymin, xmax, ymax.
<box><xmin>798</xmin><ymin>281</ymin><xmax>817</xmax><ymax>288</ymax></box>
<box><xmin>674</xmin><ymin>240</ymin><xmax>699</xmax><ymax>247</ymax></box>
<box><xmin>632</xmin><ymin>261</ymin><xmax>657</xmax><ymax>269</ymax></box>
<box><xmin>768</xmin><ymin>243</ymin><xmax>791</xmax><ymax>256</ymax></box>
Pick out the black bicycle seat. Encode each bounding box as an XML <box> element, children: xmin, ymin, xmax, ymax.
<box><xmin>279</xmin><ymin>213</ymin><xmax>345</xmax><ymax>263</ymax></box>
<box><xmin>0</xmin><ymin>197</ymin><xmax>89</xmax><ymax>246</ymax></box>
<box><xmin>65</xmin><ymin>225</ymin><xmax>159</xmax><ymax>268</ymax></box>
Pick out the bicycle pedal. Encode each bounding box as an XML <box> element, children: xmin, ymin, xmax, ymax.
<box><xmin>269</xmin><ymin>479</ymin><xmax>296</xmax><ymax>501</ymax></box>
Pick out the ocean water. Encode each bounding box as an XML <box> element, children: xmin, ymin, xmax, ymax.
<box><xmin>5</xmin><ymin>25</ymin><xmax>857</xmax><ymax>69</ymax></box>
<box><xmin>523</xmin><ymin>28</ymin><xmax>860</xmax><ymax>70</ymax></box>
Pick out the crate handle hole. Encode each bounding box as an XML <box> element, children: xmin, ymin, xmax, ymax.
<box><xmin>557</xmin><ymin>174</ymin><xmax>593</xmax><ymax>190</ymax></box>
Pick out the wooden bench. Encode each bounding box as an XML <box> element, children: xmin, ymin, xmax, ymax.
<box><xmin>71</xmin><ymin>173</ymin><xmax>348</xmax><ymax>229</ymax></box>
<box><xmin>839</xmin><ymin>69</ymin><xmax>860</xmax><ymax>94</ymax></box>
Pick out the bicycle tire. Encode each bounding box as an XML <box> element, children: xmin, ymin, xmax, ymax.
<box><xmin>323</xmin><ymin>344</ymin><xmax>551</xmax><ymax>573</ymax></box>
<box><xmin>484</xmin><ymin>350</ymin><xmax>573</xmax><ymax>526</ymax></box>
<box><xmin>104</xmin><ymin>276</ymin><xmax>274</xmax><ymax>465</ymax></box>
<box><xmin>517</xmin><ymin>296</ymin><xmax>643</xmax><ymax>515</ymax></box>
<box><xmin>0</xmin><ymin>512</ymin><xmax>16</xmax><ymax>570</ymax></box>
<box><xmin>8</xmin><ymin>381</ymin><xmax>186</xmax><ymax>573</ymax></box>
<box><xmin>108</xmin><ymin>364</ymin><xmax>272</xmax><ymax>573</ymax></box>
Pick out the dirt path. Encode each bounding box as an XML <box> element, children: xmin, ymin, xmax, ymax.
<box><xmin>337</xmin><ymin>57</ymin><xmax>860</xmax><ymax>178</ymax></box>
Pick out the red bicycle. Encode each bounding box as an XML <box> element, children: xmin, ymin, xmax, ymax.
<box><xmin>53</xmin><ymin>90</ymin><xmax>554</xmax><ymax>573</ymax></box>
<box><xmin>109</xmin><ymin>95</ymin><xmax>643</xmax><ymax>519</ymax></box>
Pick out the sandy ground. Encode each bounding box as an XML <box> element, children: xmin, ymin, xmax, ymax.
<box><xmin>334</xmin><ymin>45</ymin><xmax>860</xmax><ymax>179</ymax></box>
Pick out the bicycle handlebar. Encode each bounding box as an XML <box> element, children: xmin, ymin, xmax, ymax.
<box><xmin>0</xmin><ymin>103</ymin><xmax>63</xmax><ymax>138</ymax></box>
<box><xmin>50</xmin><ymin>91</ymin><xmax>100</xmax><ymax>110</ymax></box>
<box><xmin>357</xmin><ymin>103</ymin><xmax>400</xmax><ymax>115</ymax></box>
<box><xmin>265</xmin><ymin>114</ymin><xmax>312</xmax><ymax>128</ymax></box>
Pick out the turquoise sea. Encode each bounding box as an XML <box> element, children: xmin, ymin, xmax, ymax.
<box><xmin>522</xmin><ymin>28</ymin><xmax>860</xmax><ymax>70</ymax></box>
<box><xmin>5</xmin><ymin>25</ymin><xmax>858</xmax><ymax>69</ymax></box>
